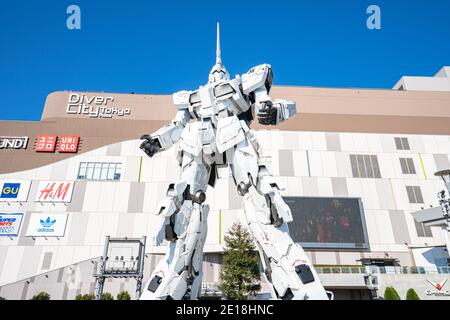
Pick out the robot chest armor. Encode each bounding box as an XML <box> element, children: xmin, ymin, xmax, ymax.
<box><xmin>187</xmin><ymin>80</ymin><xmax>251</xmax><ymax>119</ymax></box>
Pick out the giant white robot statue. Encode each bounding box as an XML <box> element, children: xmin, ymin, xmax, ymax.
<box><xmin>139</xmin><ymin>23</ymin><xmax>329</xmax><ymax>300</ymax></box>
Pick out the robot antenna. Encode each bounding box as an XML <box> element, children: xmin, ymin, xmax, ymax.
<box><xmin>216</xmin><ymin>22</ymin><xmax>222</xmax><ymax>64</ymax></box>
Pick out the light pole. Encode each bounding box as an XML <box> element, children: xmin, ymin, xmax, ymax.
<box><xmin>435</xmin><ymin>170</ymin><xmax>450</xmax><ymax>259</ymax></box>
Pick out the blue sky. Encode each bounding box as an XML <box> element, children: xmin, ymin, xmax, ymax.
<box><xmin>0</xmin><ymin>0</ymin><xmax>449</xmax><ymax>121</ymax></box>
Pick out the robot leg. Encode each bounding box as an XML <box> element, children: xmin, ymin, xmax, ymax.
<box><xmin>140</xmin><ymin>198</ymin><xmax>209</xmax><ymax>300</ymax></box>
<box><xmin>230</xmin><ymin>136</ymin><xmax>328</xmax><ymax>300</ymax></box>
<box><xmin>140</xmin><ymin>152</ymin><xmax>210</xmax><ymax>300</ymax></box>
<box><xmin>242</xmin><ymin>186</ymin><xmax>329</xmax><ymax>300</ymax></box>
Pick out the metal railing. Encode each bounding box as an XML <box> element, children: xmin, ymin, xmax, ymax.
<box><xmin>315</xmin><ymin>265</ymin><xmax>450</xmax><ymax>275</ymax></box>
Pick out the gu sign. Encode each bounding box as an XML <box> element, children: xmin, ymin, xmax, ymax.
<box><xmin>66</xmin><ymin>93</ymin><xmax>131</xmax><ymax>119</ymax></box>
<box><xmin>0</xmin><ymin>180</ymin><xmax>31</xmax><ymax>202</ymax></box>
<box><xmin>35</xmin><ymin>181</ymin><xmax>74</xmax><ymax>203</ymax></box>
<box><xmin>26</xmin><ymin>213</ymin><xmax>68</xmax><ymax>237</ymax></box>
<box><xmin>0</xmin><ymin>136</ymin><xmax>29</xmax><ymax>149</ymax></box>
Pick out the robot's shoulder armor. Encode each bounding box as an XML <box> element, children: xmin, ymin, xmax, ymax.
<box><xmin>241</xmin><ymin>64</ymin><xmax>273</xmax><ymax>95</ymax></box>
<box><xmin>173</xmin><ymin>90</ymin><xmax>193</xmax><ymax>110</ymax></box>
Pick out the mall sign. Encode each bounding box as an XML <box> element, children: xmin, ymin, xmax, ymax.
<box><xmin>0</xmin><ymin>213</ymin><xmax>23</xmax><ymax>236</ymax></box>
<box><xmin>66</xmin><ymin>93</ymin><xmax>131</xmax><ymax>119</ymax></box>
<box><xmin>26</xmin><ymin>213</ymin><xmax>68</xmax><ymax>237</ymax></box>
<box><xmin>0</xmin><ymin>136</ymin><xmax>29</xmax><ymax>149</ymax></box>
<box><xmin>0</xmin><ymin>180</ymin><xmax>31</xmax><ymax>202</ymax></box>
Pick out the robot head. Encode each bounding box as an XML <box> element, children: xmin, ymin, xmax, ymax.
<box><xmin>208</xmin><ymin>22</ymin><xmax>230</xmax><ymax>83</ymax></box>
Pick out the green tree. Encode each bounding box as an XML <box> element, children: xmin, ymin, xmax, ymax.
<box><xmin>31</xmin><ymin>292</ymin><xmax>50</xmax><ymax>300</ymax></box>
<box><xmin>383</xmin><ymin>286</ymin><xmax>401</xmax><ymax>300</ymax></box>
<box><xmin>406</xmin><ymin>288</ymin><xmax>420</xmax><ymax>300</ymax></box>
<box><xmin>219</xmin><ymin>223</ymin><xmax>261</xmax><ymax>300</ymax></box>
<box><xmin>117</xmin><ymin>291</ymin><xmax>131</xmax><ymax>300</ymax></box>
<box><xmin>75</xmin><ymin>293</ymin><xmax>95</xmax><ymax>300</ymax></box>
<box><xmin>101</xmin><ymin>292</ymin><xmax>114</xmax><ymax>300</ymax></box>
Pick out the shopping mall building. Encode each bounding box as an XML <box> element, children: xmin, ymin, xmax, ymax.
<box><xmin>0</xmin><ymin>67</ymin><xmax>450</xmax><ymax>300</ymax></box>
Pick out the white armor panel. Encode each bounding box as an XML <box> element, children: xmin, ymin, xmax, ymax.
<box><xmin>173</xmin><ymin>90</ymin><xmax>191</xmax><ymax>110</ymax></box>
<box><xmin>215</xmin><ymin>116</ymin><xmax>245</xmax><ymax>153</ymax></box>
<box><xmin>242</xmin><ymin>64</ymin><xmax>272</xmax><ymax>94</ymax></box>
<box><xmin>273</xmin><ymin>99</ymin><xmax>297</xmax><ymax>123</ymax></box>
<box><xmin>179</xmin><ymin>121</ymin><xmax>202</xmax><ymax>156</ymax></box>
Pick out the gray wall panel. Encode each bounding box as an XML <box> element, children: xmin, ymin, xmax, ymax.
<box><xmin>67</xmin><ymin>181</ymin><xmax>87</xmax><ymax>212</ymax></box>
<box><xmin>331</xmin><ymin>177</ymin><xmax>348</xmax><ymax>197</ymax></box>
<box><xmin>106</xmin><ymin>143</ymin><xmax>122</xmax><ymax>156</ymax></box>
<box><xmin>433</xmin><ymin>154</ymin><xmax>450</xmax><ymax>172</ymax></box>
<box><xmin>228</xmin><ymin>179</ymin><xmax>242</xmax><ymax>210</ymax></box>
<box><xmin>50</xmin><ymin>160</ymin><xmax>70</xmax><ymax>180</ymax></box>
<box><xmin>389</xmin><ymin>210</ymin><xmax>411</xmax><ymax>245</ymax></box>
<box><xmin>17</xmin><ymin>246</ymin><xmax>42</xmax><ymax>280</ymax></box>
<box><xmin>18</xmin><ymin>212</ymin><xmax>36</xmax><ymax>246</ymax></box>
<box><xmin>279</xmin><ymin>150</ymin><xmax>294</xmax><ymax>176</ymax></box>
<box><xmin>380</xmin><ymin>135</ymin><xmax>396</xmax><ymax>153</ymax></box>
<box><xmin>0</xmin><ymin>247</ymin><xmax>9</xmax><ymax>278</ymax></box>
<box><xmin>116</xmin><ymin>214</ymin><xmax>135</xmax><ymax>237</ymax></box>
<box><xmin>127</xmin><ymin>182</ymin><xmax>145</xmax><ymax>213</ymax></box>
<box><xmin>67</xmin><ymin>213</ymin><xmax>89</xmax><ymax>245</ymax></box>
<box><xmin>326</xmin><ymin>133</ymin><xmax>341</xmax><ymax>152</ymax></box>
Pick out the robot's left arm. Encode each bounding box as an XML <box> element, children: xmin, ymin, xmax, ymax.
<box><xmin>242</xmin><ymin>64</ymin><xmax>297</xmax><ymax>125</ymax></box>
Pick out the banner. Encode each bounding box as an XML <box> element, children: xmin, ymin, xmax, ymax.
<box><xmin>0</xmin><ymin>213</ymin><xmax>23</xmax><ymax>236</ymax></box>
<box><xmin>0</xmin><ymin>180</ymin><xmax>31</xmax><ymax>202</ymax></box>
<box><xmin>35</xmin><ymin>181</ymin><xmax>74</xmax><ymax>203</ymax></box>
<box><xmin>26</xmin><ymin>213</ymin><xmax>68</xmax><ymax>237</ymax></box>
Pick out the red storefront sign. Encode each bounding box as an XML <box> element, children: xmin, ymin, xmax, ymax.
<box><xmin>35</xmin><ymin>135</ymin><xmax>57</xmax><ymax>152</ymax></box>
<box><xmin>58</xmin><ymin>136</ymin><xmax>79</xmax><ymax>153</ymax></box>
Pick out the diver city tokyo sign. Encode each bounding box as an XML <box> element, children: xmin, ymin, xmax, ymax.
<box><xmin>0</xmin><ymin>213</ymin><xmax>23</xmax><ymax>236</ymax></box>
<box><xmin>0</xmin><ymin>180</ymin><xmax>31</xmax><ymax>202</ymax></box>
<box><xmin>26</xmin><ymin>213</ymin><xmax>68</xmax><ymax>237</ymax></box>
<box><xmin>66</xmin><ymin>93</ymin><xmax>131</xmax><ymax>119</ymax></box>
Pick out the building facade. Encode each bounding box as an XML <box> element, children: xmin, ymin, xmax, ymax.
<box><xmin>1</xmin><ymin>75</ymin><xmax>450</xmax><ymax>300</ymax></box>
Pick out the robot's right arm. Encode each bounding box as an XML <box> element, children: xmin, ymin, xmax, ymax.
<box><xmin>140</xmin><ymin>91</ymin><xmax>191</xmax><ymax>157</ymax></box>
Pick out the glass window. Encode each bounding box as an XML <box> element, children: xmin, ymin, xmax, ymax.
<box><xmin>114</xmin><ymin>163</ymin><xmax>122</xmax><ymax>181</ymax></box>
<box><xmin>85</xmin><ymin>162</ymin><xmax>94</xmax><ymax>180</ymax></box>
<box><xmin>107</xmin><ymin>163</ymin><xmax>115</xmax><ymax>180</ymax></box>
<box><xmin>394</xmin><ymin>137</ymin><xmax>410</xmax><ymax>150</ymax></box>
<box><xmin>100</xmin><ymin>163</ymin><xmax>109</xmax><ymax>180</ymax></box>
<box><xmin>406</xmin><ymin>186</ymin><xmax>424</xmax><ymax>204</ymax></box>
<box><xmin>93</xmin><ymin>163</ymin><xmax>101</xmax><ymax>180</ymax></box>
<box><xmin>400</xmin><ymin>158</ymin><xmax>416</xmax><ymax>175</ymax></box>
<box><xmin>414</xmin><ymin>220</ymin><xmax>433</xmax><ymax>238</ymax></box>
<box><xmin>77</xmin><ymin>162</ymin><xmax>87</xmax><ymax>180</ymax></box>
<box><xmin>77</xmin><ymin>161</ymin><xmax>123</xmax><ymax>181</ymax></box>
<box><xmin>350</xmin><ymin>154</ymin><xmax>381</xmax><ymax>178</ymax></box>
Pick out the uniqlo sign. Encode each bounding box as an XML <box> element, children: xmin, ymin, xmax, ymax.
<box><xmin>58</xmin><ymin>136</ymin><xmax>79</xmax><ymax>153</ymax></box>
<box><xmin>35</xmin><ymin>135</ymin><xmax>57</xmax><ymax>152</ymax></box>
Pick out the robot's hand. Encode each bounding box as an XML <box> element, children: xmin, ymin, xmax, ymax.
<box><xmin>257</xmin><ymin>101</ymin><xmax>278</xmax><ymax>125</ymax></box>
<box><xmin>140</xmin><ymin>134</ymin><xmax>162</xmax><ymax>158</ymax></box>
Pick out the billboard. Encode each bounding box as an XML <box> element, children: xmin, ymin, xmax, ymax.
<box><xmin>284</xmin><ymin>196</ymin><xmax>369</xmax><ymax>250</ymax></box>
<box><xmin>0</xmin><ymin>180</ymin><xmax>31</xmax><ymax>202</ymax></box>
<box><xmin>26</xmin><ymin>213</ymin><xmax>68</xmax><ymax>237</ymax></box>
<box><xmin>0</xmin><ymin>213</ymin><xmax>23</xmax><ymax>236</ymax></box>
<box><xmin>35</xmin><ymin>181</ymin><xmax>74</xmax><ymax>203</ymax></box>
